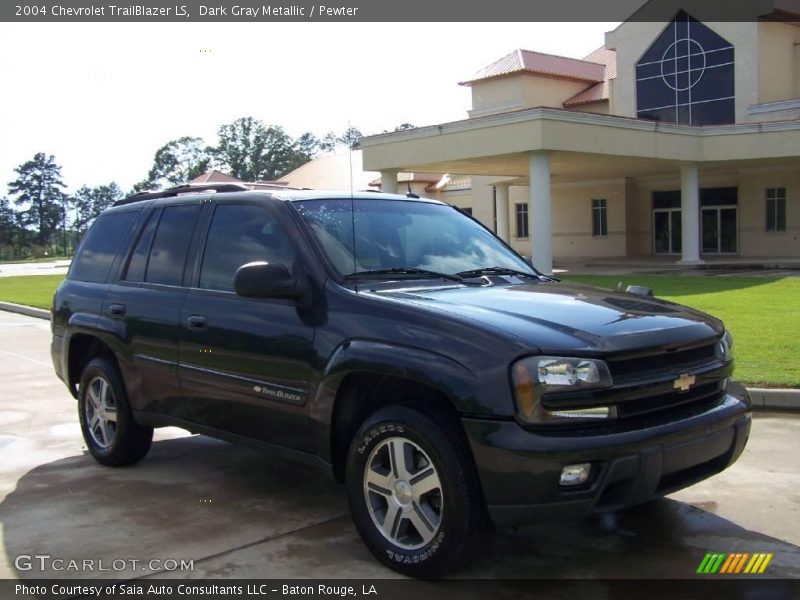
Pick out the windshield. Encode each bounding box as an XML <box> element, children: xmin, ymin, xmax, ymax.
<box><xmin>293</xmin><ymin>198</ymin><xmax>535</xmax><ymax>277</ymax></box>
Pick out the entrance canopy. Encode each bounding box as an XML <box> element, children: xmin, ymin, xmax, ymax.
<box><xmin>361</xmin><ymin>107</ymin><xmax>800</xmax><ymax>273</ymax></box>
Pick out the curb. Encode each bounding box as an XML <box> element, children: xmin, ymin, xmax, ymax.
<box><xmin>0</xmin><ymin>302</ymin><xmax>798</xmax><ymax>410</ymax></box>
<box><xmin>747</xmin><ymin>388</ymin><xmax>800</xmax><ymax>412</ymax></box>
<box><xmin>0</xmin><ymin>301</ymin><xmax>50</xmax><ymax>320</ymax></box>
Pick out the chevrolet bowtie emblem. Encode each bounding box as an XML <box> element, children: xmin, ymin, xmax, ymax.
<box><xmin>674</xmin><ymin>373</ymin><xmax>696</xmax><ymax>392</ymax></box>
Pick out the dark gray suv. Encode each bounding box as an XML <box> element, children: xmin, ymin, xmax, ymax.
<box><xmin>51</xmin><ymin>183</ymin><xmax>751</xmax><ymax>576</ymax></box>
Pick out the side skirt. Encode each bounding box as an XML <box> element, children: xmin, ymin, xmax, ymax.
<box><xmin>132</xmin><ymin>410</ymin><xmax>335</xmax><ymax>479</ymax></box>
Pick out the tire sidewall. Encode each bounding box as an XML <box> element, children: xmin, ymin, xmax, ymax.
<box><xmin>346</xmin><ymin>407</ymin><xmax>471</xmax><ymax>574</ymax></box>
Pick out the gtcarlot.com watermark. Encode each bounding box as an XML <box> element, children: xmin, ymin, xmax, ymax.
<box><xmin>14</xmin><ymin>553</ymin><xmax>194</xmax><ymax>573</ymax></box>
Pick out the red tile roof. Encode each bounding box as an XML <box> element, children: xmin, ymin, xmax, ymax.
<box><xmin>459</xmin><ymin>49</ymin><xmax>606</xmax><ymax>86</ymax></box>
<box><xmin>189</xmin><ymin>170</ymin><xmax>242</xmax><ymax>184</ymax></box>
<box><xmin>564</xmin><ymin>46</ymin><xmax>617</xmax><ymax>107</ymax></box>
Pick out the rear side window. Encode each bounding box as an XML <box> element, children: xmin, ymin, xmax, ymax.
<box><xmin>69</xmin><ymin>211</ymin><xmax>137</xmax><ymax>283</ymax></box>
<box><xmin>124</xmin><ymin>209</ymin><xmax>159</xmax><ymax>282</ymax></box>
<box><xmin>145</xmin><ymin>205</ymin><xmax>201</xmax><ymax>286</ymax></box>
<box><xmin>199</xmin><ymin>204</ymin><xmax>296</xmax><ymax>292</ymax></box>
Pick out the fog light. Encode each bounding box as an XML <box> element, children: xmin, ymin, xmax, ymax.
<box><xmin>560</xmin><ymin>463</ymin><xmax>592</xmax><ymax>487</ymax></box>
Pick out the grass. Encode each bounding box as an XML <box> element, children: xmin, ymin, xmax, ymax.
<box><xmin>563</xmin><ymin>275</ymin><xmax>800</xmax><ymax>388</ymax></box>
<box><xmin>0</xmin><ymin>275</ymin><xmax>64</xmax><ymax>310</ymax></box>
<box><xmin>0</xmin><ymin>273</ymin><xmax>797</xmax><ymax>388</ymax></box>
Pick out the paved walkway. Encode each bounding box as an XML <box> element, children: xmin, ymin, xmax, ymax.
<box><xmin>0</xmin><ymin>259</ymin><xmax>70</xmax><ymax>278</ymax></box>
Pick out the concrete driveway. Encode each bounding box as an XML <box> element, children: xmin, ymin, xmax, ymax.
<box><xmin>1</xmin><ymin>310</ymin><xmax>799</xmax><ymax>583</ymax></box>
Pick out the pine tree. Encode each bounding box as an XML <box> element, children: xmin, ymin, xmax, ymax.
<box><xmin>7</xmin><ymin>153</ymin><xmax>67</xmax><ymax>245</ymax></box>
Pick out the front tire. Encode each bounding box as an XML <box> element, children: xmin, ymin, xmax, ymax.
<box><xmin>78</xmin><ymin>357</ymin><xmax>153</xmax><ymax>466</ymax></box>
<box><xmin>345</xmin><ymin>403</ymin><xmax>488</xmax><ymax>577</ymax></box>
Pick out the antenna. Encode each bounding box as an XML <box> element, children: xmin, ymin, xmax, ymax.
<box><xmin>348</xmin><ymin>130</ymin><xmax>355</xmax><ymax>197</ymax></box>
<box><xmin>348</xmin><ymin>121</ymin><xmax>357</xmax><ymax>275</ymax></box>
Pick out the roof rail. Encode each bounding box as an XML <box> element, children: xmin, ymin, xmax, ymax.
<box><xmin>113</xmin><ymin>183</ymin><xmax>250</xmax><ymax>206</ymax></box>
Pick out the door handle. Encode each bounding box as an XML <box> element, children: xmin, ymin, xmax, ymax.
<box><xmin>108</xmin><ymin>303</ymin><xmax>126</xmax><ymax>318</ymax></box>
<box><xmin>187</xmin><ymin>315</ymin><xmax>209</xmax><ymax>331</ymax></box>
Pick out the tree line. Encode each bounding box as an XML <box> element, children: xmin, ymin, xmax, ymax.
<box><xmin>0</xmin><ymin>117</ymin><xmax>414</xmax><ymax>261</ymax></box>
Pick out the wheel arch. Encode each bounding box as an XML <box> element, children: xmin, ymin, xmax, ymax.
<box><xmin>65</xmin><ymin>332</ymin><xmax>122</xmax><ymax>398</ymax></box>
<box><xmin>311</xmin><ymin>340</ymin><xmax>478</xmax><ymax>482</ymax></box>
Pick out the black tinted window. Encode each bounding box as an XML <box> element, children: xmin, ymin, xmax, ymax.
<box><xmin>124</xmin><ymin>209</ymin><xmax>159</xmax><ymax>282</ymax></box>
<box><xmin>635</xmin><ymin>11</ymin><xmax>734</xmax><ymax>125</ymax></box>
<box><xmin>69</xmin><ymin>211</ymin><xmax>137</xmax><ymax>283</ymax></box>
<box><xmin>146</xmin><ymin>205</ymin><xmax>201</xmax><ymax>286</ymax></box>
<box><xmin>200</xmin><ymin>204</ymin><xmax>295</xmax><ymax>292</ymax></box>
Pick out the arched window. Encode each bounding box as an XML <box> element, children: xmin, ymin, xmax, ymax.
<box><xmin>635</xmin><ymin>11</ymin><xmax>734</xmax><ymax>125</ymax></box>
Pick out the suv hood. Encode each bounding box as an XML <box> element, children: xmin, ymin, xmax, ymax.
<box><xmin>368</xmin><ymin>281</ymin><xmax>723</xmax><ymax>354</ymax></box>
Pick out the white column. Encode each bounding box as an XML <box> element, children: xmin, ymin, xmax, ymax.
<box><xmin>381</xmin><ymin>171</ymin><xmax>398</xmax><ymax>195</ymax></box>
<box><xmin>529</xmin><ymin>151</ymin><xmax>552</xmax><ymax>275</ymax></box>
<box><xmin>679</xmin><ymin>163</ymin><xmax>703</xmax><ymax>265</ymax></box>
<box><xmin>495</xmin><ymin>184</ymin><xmax>510</xmax><ymax>242</ymax></box>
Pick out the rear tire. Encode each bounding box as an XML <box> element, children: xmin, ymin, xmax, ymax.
<box><xmin>345</xmin><ymin>403</ymin><xmax>489</xmax><ymax>577</ymax></box>
<box><xmin>78</xmin><ymin>357</ymin><xmax>153</xmax><ymax>466</ymax></box>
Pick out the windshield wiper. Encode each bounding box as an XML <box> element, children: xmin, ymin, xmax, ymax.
<box><xmin>344</xmin><ymin>267</ymin><xmax>464</xmax><ymax>282</ymax></box>
<box><xmin>456</xmin><ymin>266</ymin><xmax>539</xmax><ymax>279</ymax></box>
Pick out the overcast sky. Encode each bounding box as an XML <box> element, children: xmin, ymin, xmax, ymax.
<box><xmin>0</xmin><ymin>22</ymin><xmax>617</xmax><ymax>193</ymax></box>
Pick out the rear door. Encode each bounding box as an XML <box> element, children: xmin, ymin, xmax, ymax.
<box><xmin>178</xmin><ymin>199</ymin><xmax>316</xmax><ymax>451</ymax></box>
<box><xmin>106</xmin><ymin>201</ymin><xmax>203</xmax><ymax>419</ymax></box>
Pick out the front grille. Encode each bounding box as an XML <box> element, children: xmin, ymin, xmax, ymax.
<box><xmin>538</xmin><ymin>359</ymin><xmax>729</xmax><ymax>434</ymax></box>
<box><xmin>607</xmin><ymin>342</ymin><xmax>718</xmax><ymax>383</ymax></box>
<box><xmin>616</xmin><ymin>381</ymin><xmax>721</xmax><ymax>418</ymax></box>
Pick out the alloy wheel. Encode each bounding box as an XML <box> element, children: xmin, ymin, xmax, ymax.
<box><xmin>363</xmin><ymin>436</ymin><xmax>443</xmax><ymax>550</ymax></box>
<box><xmin>84</xmin><ymin>375</ymin><xmax>118</xmax><ymax>449</ymax></box>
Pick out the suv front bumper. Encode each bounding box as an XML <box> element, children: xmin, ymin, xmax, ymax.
<box><xmin>462</xmin><ymin>388</ymin><xmax>751</xmax><ymax>526</ymax></box>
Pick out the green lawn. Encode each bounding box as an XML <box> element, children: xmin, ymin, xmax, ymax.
<box><xmin>563</xmin><ymin>275</ymin><xmax>800</xmax><ymax>388</ymax></box>
<box><xmin>0</xmin><ymin>275</ymin><xmax>64</xmax><ymax>310</ymax></box>
<box><xmin>0</xmin><ymin>274</ymin><xmax>797</xmax><ymax>388</ymax></box>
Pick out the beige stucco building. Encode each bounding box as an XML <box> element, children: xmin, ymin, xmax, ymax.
<box><xmin>361</xmin><ymin>3</ymin><xmax>800</xmax><ymax>274</ymax></box>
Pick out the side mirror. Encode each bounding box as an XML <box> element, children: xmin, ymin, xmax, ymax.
<box><xmin>234</xmin><ymin>261</ymin><xmax>307</xmax><ymax>302</ymax></box>
<box><xmin>626</xmin><ymin>285</ymin><xmax>654</xmax><ymax>298</ymax></box>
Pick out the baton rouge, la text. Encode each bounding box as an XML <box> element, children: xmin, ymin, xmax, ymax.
<box><xmin>199</xmin><ymin>5</ymin><xmax>360</xmax><ymax>17</ymax></box>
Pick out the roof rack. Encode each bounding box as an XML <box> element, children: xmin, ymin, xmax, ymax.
<box><xmin>114</xmin><ymin>183</ymin><xmax>250</xmax><ymax>206</ymax></box>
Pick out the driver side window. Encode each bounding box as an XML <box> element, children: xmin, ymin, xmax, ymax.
<box><xmin>199</xmin><ymin>204</ymin><xmax>296</xmax><ymax>292</ymax></box>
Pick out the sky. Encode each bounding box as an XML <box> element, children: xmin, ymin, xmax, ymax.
<box><xmin>0</xmin><ymin>22</ymin><xmax>618</xmax><ymax>194</ymax></box>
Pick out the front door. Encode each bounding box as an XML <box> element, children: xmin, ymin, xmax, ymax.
<box><xmin>653</xmin><ymin>209</ymin><xmax>682</xmax><ymax>255</ymax></box>
<box><xmin>178</xmin><ymin>200</ymin><xmax>315</xmax><ymax>452</ymax></box>
<box><xmin>700</xmin><ymin>187</ymin><xmax>738</xmax><ymax>255</ymax></box>
<box><xmin>702</xmin><ymin>207</ymin><xmax>737</xmax><ymax>254</ymax></box>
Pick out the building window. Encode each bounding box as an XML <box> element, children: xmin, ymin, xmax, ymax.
<box><xmin>592</xmin><ymin>198</ymin><xmax>608</xmax><ymax>236</ymax></box>
<box><xmin>635</xmin><ymin>11</ymin><xmax>735</xmax><ymax>125</ymax></box>
<box><xmin>515</xmin><ymin>203</ymin><xmax>529</xmax><ymax>238</ymax></box>
<box><xmin>459</xmin><ymin>207</ymin><xmax>473</xmax><ymax>216</ymax></box>
<box><xmin>766</xmin><ymin>188</ymin><xmax>787</xmax><ymax>232</ymax></box>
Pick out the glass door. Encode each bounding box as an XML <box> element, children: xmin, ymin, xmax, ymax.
<box><xmin>701</xmin><ymin>207</ymin><xmax>737</xmax><ymax>254</ymax></box>
<box><xmin>702</xmin><ymin>209</ymin><xmax>719</xmax><ymax>253</ymax></box>
<box><xmin>654</xmin><ymin>209</ymin><xmax>682</xmax><ymax>254</ymax></box>
<box><xmin>720</xmin><ymin>208</ymin><xmax>737</xmax><ymax>253</ymax></box>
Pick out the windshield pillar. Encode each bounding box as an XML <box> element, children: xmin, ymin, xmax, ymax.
<box><xmin>529</xmin><ymin>151</ymin><xmax>553</xmax><ymax>275</ymax></box>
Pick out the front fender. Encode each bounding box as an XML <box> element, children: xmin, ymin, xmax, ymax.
<box><xmin>309</xmin><ymin>340</ymin><xmax>484</xmax><ymax>463</ymax></box>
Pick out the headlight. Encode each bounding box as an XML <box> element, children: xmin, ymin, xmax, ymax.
<box><xmin>511</xmin><ymin>356</ymin><xmax>614</xmax><ymax>424</ymax></box>
<box><xmin>718</xmin><ymin>330</ymin><xmax>733</xmax><ymax>362</ymax></box>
